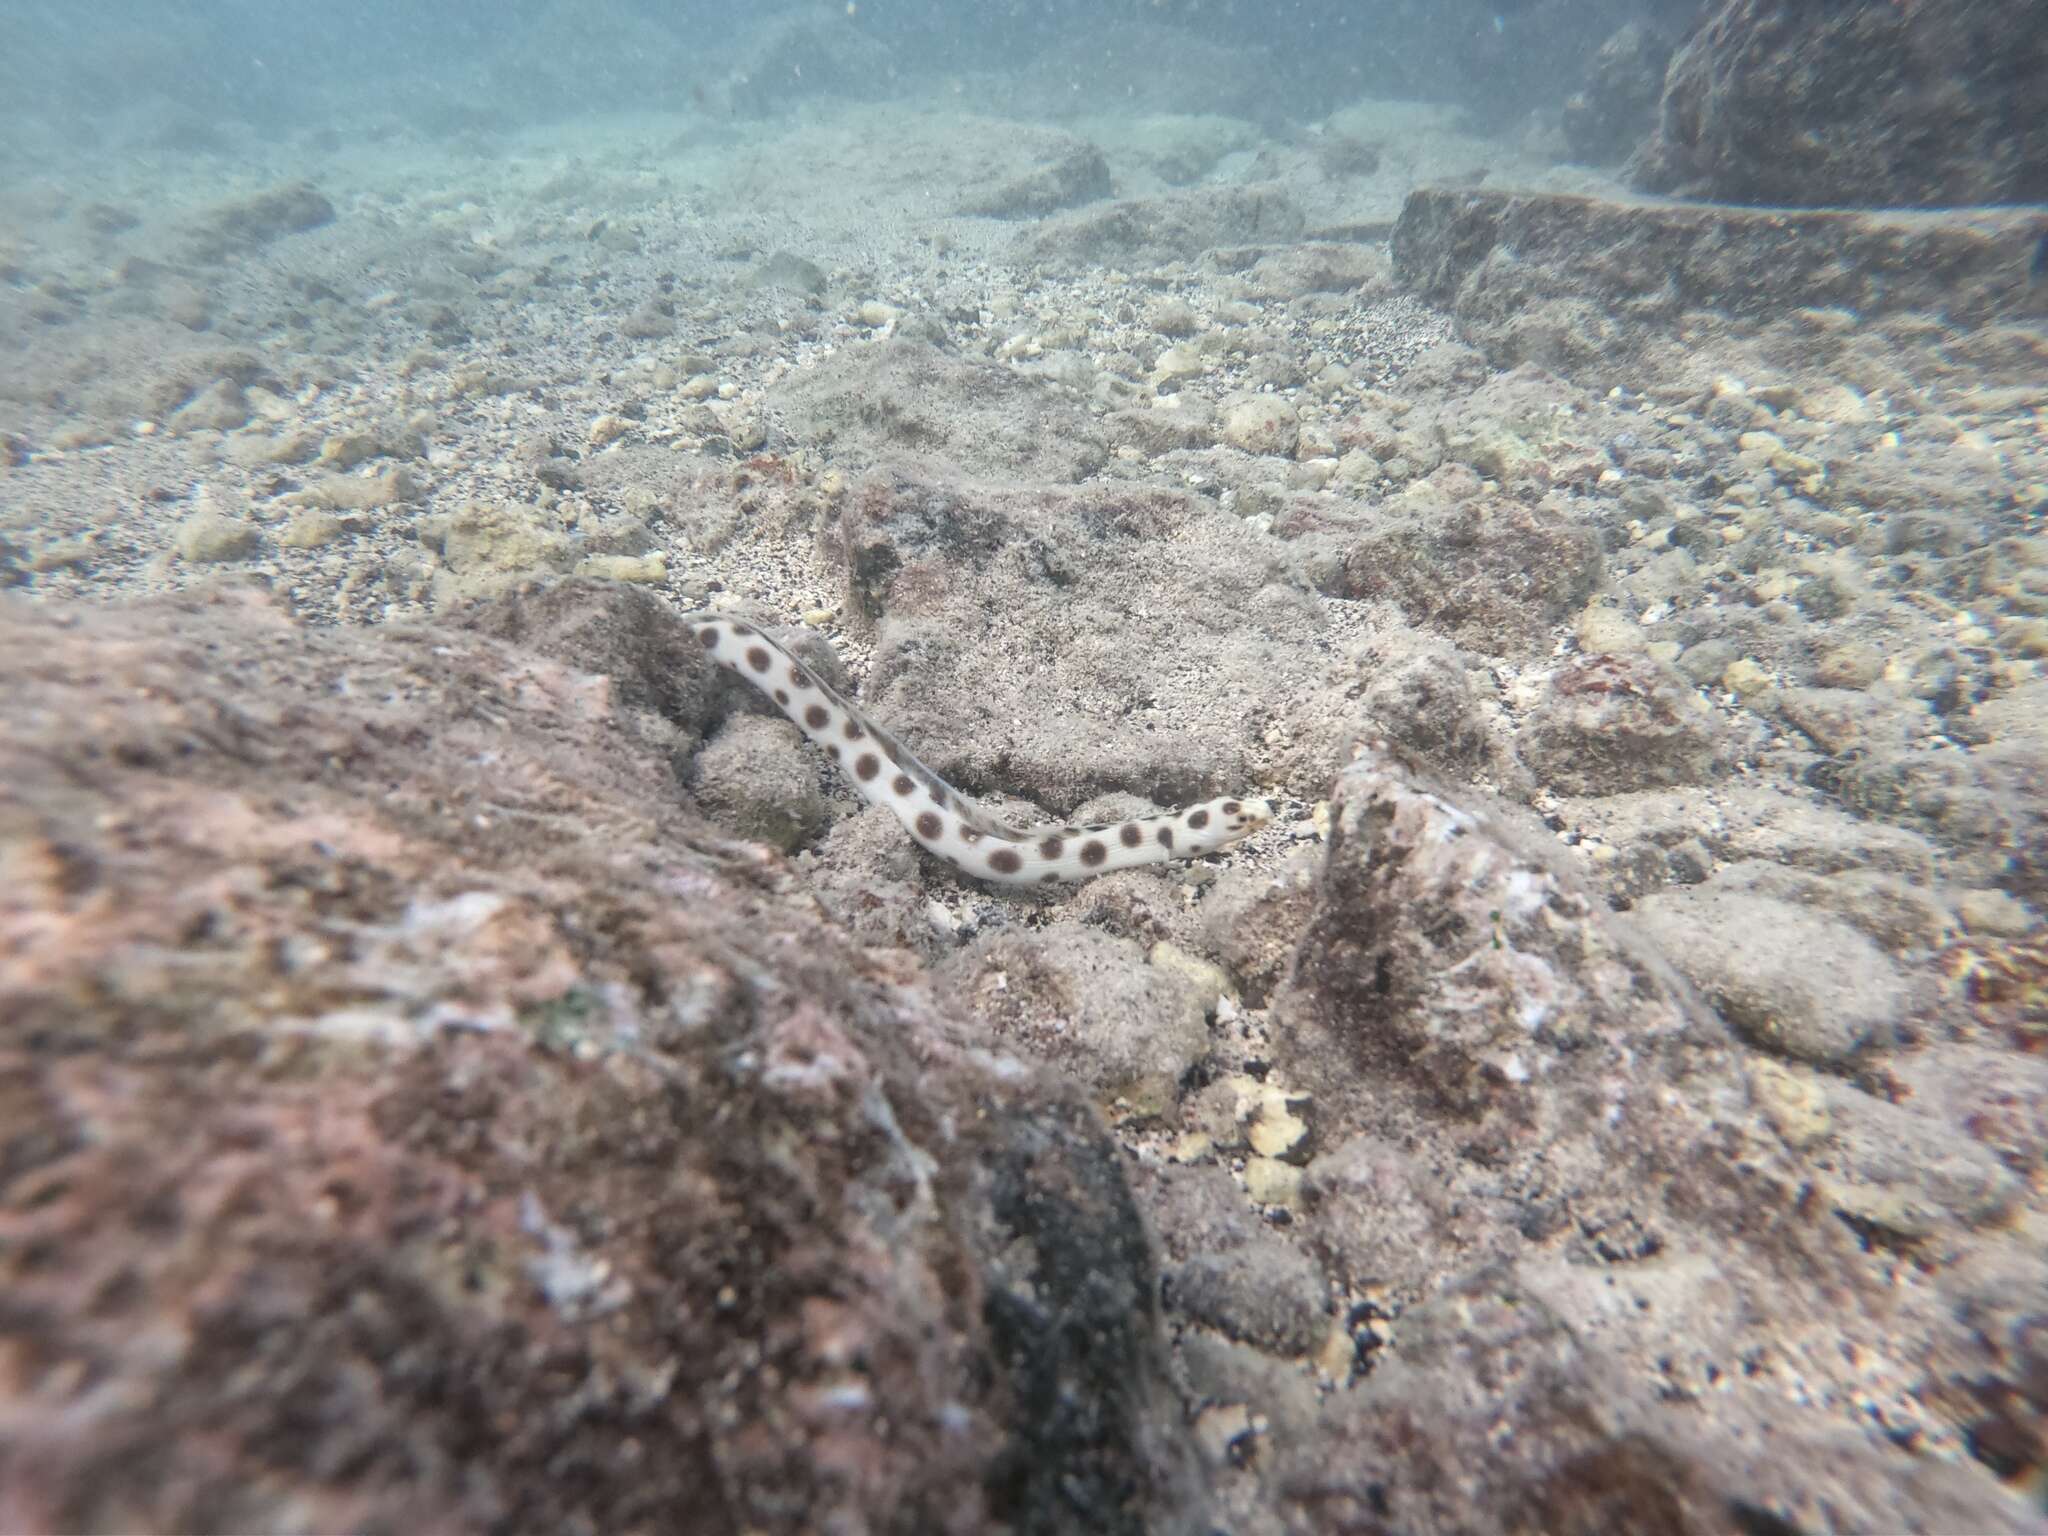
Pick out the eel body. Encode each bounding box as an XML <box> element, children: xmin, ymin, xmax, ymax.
<box><xmin>692</xmin><ymin>616</ymin><xmax>1271</xmax><ymax>886</ymax></box>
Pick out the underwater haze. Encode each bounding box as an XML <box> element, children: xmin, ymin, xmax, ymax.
<box><xmin>3</xmin><ymin>1</ymin><xmax>2047</xmax><ymax>1532</ymax></box>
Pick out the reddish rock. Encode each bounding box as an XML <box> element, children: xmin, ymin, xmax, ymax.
<box><xmin>0</xmin><ymin>585</ymin><xmax>1204</xmax><ymax>1535</ymax></box>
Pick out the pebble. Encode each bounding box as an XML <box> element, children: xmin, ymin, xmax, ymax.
<box><xmin>1814</xmin><ymin>642</ymin><xmax>1885</xmax><ymax>689</ymax></box>
<box><xmin>1152</xmin><ymin>343</ymin><xmax>1205</xmax><ymax>387</ymax></box>
<box><xmin>1747</xmin><ymin>1058</ymin><xmax>1831</xmax><ymax>1150</ymax></box>
<box><xmin>587</xmin><ymin>415</ymin><xmax>632</xmax><ymax>448</ymax></box>
<box><xmin>1721</xmin><ymin>657</ymin><xmax>1772</xmax><ymax>696</ymax></box>
<box><xmin>278</xmin><ymin>511</ymin><xmax>347</xmax><ymax>549</ymax></box>
<box><xmin>169</xmin><ymin>381</ymin><xmax>252</xmax><ymax>434</ymax></box>
<box><xmin>318</xmin><ymin>431</ymin><xmax>383</xmax><ymax>469</ymax></box>
<box><xmin>574</xmin><ymin>552</ymin><xmax>668</xmax><ymax>583</ymax></box>
<box><xmin>1246</xmin><ymin>1088</ymin><xmax>1313</xmax><ymax>1164</ymax></box>
<box><xmin>1243</xmin><ymin>1156</ymin><xmax>1303</xmax><ymax>1208</ymax></box>
<box><xmin>1192</xmin><ymin>1403</ymin><xmax>1256</xmax><ymax>1465</ymax></box>
<box><xmin>1577</xmin><ymin>604</ymin><xmax>1645</xmax><ymax>655</ymax></box>
<box><xmin>174</xmin><ymin>511</ymin><xmax>260</xmax><ymax>563</ymax></box>
<box><xmin>28</xmin><ymin>538</ymin><xmax>94</xmax><ymax>572</ymax></box>
<box><xmin>1220</xmin><ymin>395</ymin><xmax>1300</xmax><ymax>456</ymax></box>
<box><xmin>1148</xmin><ymin>940</ymin><xmax>1235</xmax><ymax>1004</ymax></box>
<box><xmin>1956</xmin><ymin>888</ymin><xmax>2034</xmax><ymax>937</ymax></box>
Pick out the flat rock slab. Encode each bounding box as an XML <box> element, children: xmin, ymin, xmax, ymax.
<box><xmin>1392</xmin><ymin>187</ymin><xmax>2048</xmax><ymax>329</ymax></box>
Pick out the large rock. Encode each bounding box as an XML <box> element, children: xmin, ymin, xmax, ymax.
<box><xmin>0</xmin><ymin>585</ymin><xmax>1207</xmax><ymax>1535</ymax></box>
<box><xmin>1305</xmin><ymin>479</ymin><xmax>1605</xmax><ymax>659</ymax></box>
<box><xmin>1631</xmin><ymin>0</ymin><xmax>2048</xmax><ymax>208</ymax></box>
<box><xmin>1011</xmin><ymin>186</ymin><xmax>1305</xmax><ymax>272</ymax></box>
<box><xmin>1631</xmin><ymin>882</ymin><xmax>1906</xmax><ymax>1066</ymax></box>
<box><xmin>1519</xmin><ymin>651</ymin><xmax>1745</xmax><ymax>795</ymax></box>
<box><xmin>957</xmin><ymin>137</ymin><xmax>1112</xmax><ymax>219</ymax></box>
<box><xmin>1561</xmin><ymin>22</ymin><xmax>1673</xmax><ymax>166</ymax></box>
<box><xmin>1390</xmin><ymin>187</ymin><xmax>2048</xmax><ymax>371</ymax></box>
<box><xmin>723</xmin><ymin>8</ymin><xmax>898</xmax><ymax>117</ymax></box>
<box><xmin>480</xmin><ymin>0</ymin><xmax>698</xmax><ymax>115</ymax></box>
<box><xmin>1262</xmin><ymin>743</ymin><xmax>2042</xmax><ymax>1532</ymax></box>
<box><xmin>817</xmin><ymin>464</ymin><xmax>1299</xmax><ymax>816</ymax></box>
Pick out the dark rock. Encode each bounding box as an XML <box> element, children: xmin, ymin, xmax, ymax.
<box><xmin>979</xmin><ymin>1100</ymin><xmax>1209</xmax><ymax>1535</ymax></box>
<box><xmin>1562</xmin><ymin>23</ymin><xmax>1674</xmax><ymax>166</ymax></box>
<box><xmin>185</xmin><ymin>181</ymin><xmax>335</xmax><ymax>261</ymax></box>
<box><xmin>1631</xmin><ymin>0</ymin><xmax>2048</xmax><ymax>208</ymax></box>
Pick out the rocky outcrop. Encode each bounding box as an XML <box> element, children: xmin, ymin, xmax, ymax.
<box><xmin>1631</xmin><ymin>0</ymin><xmax>2048</xmax><ymax>208</ymax></box>
<box><xmin>1561</xmin><ymin>21</ymin><xmax>1674</xmax><ymax>166</ymax></box>
<box><xmin>1391</xmin><ymin>186</ymin><xmax>2048</xmax><ymax>374</ymax></box>
<box><xmin>0</xmin><ymin>584</ymin><xmax>1206</xmax><ymax>1535</ymax></box>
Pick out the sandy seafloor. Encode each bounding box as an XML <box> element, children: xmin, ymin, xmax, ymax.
<box><xmin>4</xmin><ymin>80</ymin><xmax>2048</xmax><ymax>1522</ymax></box>
<box><xmin>1</xmin><ymin>92</ymin><xmax>1607</xmax><ymax>866</ymax></box>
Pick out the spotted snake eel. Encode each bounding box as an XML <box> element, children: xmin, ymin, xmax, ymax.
<box><xmin>692</xmin><ymin>615</ymin><xmax>1272</xmax><ymax>886</ymax></box>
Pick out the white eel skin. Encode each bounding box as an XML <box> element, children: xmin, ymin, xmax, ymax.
<box><xmin>692</xmin><ymin>616</ymin><xmax>1272</xmax><ymax>886</ymax></box>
